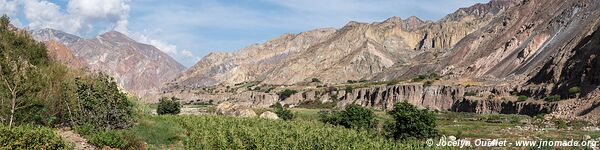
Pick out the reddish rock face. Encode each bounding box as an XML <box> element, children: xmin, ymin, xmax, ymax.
<box><xmin>44</xmin><ymin>40</ymin><xmax>86</xmax><ymax>69</ymax></box>
<box><xmin>33</xmin><ymin>29</ymin><xmax>186</xmax><ymax>99</ymax></box>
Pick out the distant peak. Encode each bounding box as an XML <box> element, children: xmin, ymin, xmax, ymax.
<box><xmin>384</xmin><ymin>16</ymin><xmax>402</xmax><ymax>23</ymax></box>
<box><xmin>405</xmin><ymin>16</ymin><xmax>422</xmax><ymax>22</ymax></box>
<box><xmin>99</xmin><ymin>31</ymin><xmax>134</xmax><ymax>42</ymax></box>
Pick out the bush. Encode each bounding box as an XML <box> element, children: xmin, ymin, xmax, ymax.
<box><xmin>464</xmin><ymin>91</ymin><xmax>477</xmax><ymax>96</ymax></box>
<box><xmin>568</xmin><ymin>86</ymin><xmax>581</xmax><ymax>97</ymax></box>
<box><xmin>387</xmin><ymin>101</ymin><xmax>438</xmax><ymax>140</ymax></box>
<box><xmin>278</xmin><ymin>89</ymin><xmax>298</xmax><ymax>100</ymax></box>
<box><xmin>319</xmin><ymin>104</ymin><xmax>374</xmax><ymax>129</ymax></box>
<box><xmin>569</xmin><ymin>120</ymin><xmax>590</xmax><ymax>130</ymax></box>
<box><xmin>0</xmin><ymin>125</ymin><xmax>66</xmax><ymax>149</ymax></box>
<box><xmin>347</xmin><ymin>80</ymin><xmax>356</xmax><ymax>84</ymax></box>
<box><xmin>546</xmin><ymin>95</ymin><xmax>561</xmax><ymax>102</ymax></box>
<box><xmin>517</xmin><ymin>95</ymin><xmax>528</xmax><ymax>102</ymax></box>
<box><xmin>412</xmin><ymin>75</ymin><xmax>427</xmax><ymax>82</ymax></box>
<box><xmin>157</xmin><ymin>97</ymin><xmax>182</xmax><ymax>115</ymax></box>
<box><xmin>272</xmin><ymin>103</ymin><xmax>295</xmax><ymax>121</ymax></box>
<box><xmin>89</xmin><ymin>130</ymin><xmax>128</xmax><ymax>149</ymax></box>
<box><xmin>311</xmin><ymin>78</ymin><xmax>321</xmax><ymax>83</ymax></box>
<box><xmin>553</xmin><ymin>118</ymin><xmax>567</xmax><ymax>129</ymax></box>
<box><xmin>345</xmin><ymin>86</ymin><xmax>354</xmax><ymax>93</ymax></box>
<box><xmin>424</xmin><ymin>80</ymin><xmax>433</xmax><ymax>86</ymax></box>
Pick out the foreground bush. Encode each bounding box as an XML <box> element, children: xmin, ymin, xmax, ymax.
<box><xmin>157</xmin><ymin>97</ymin><xmax>182</xmax><ymax>115</ymax></box>
<box><xmin>152</xmin><ymin>115</ymin><xmax>428</xmax><ymax>149</ymax></box>
<box><xmin>0</xmin><ymin>125</ymin><xmax>66</xmax><ymax>149</ymax></box>
<box><xmin>319</xmin><ymin>104</ymin><xmax>374</xmax><ymax>129</ymax></box>
<box><xmin>89</xmin><ymin>130</ymin><xmax>129</xmax><ymax>149</ymax></box>
<box><xmin>272</xmin><ymin>103</ymin><xmax>295</xmax><ymax>120</ymax></box>
<box><xmin>388</xmin><ymin>102</ymin><xmax>438</xmax><ymax>140</ymax></box>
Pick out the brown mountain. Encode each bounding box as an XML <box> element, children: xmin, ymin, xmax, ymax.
<box><xmin>172</xmin><ymin>0</ymin><xmax>516</xmax><ymax>88</ymax></box>
<box><xmin>164</xmin><ymin>0</ymin><xmax>600</xmax><ymax>119</ymax></box>
<box><xmin>32</xmin><ymin>29</ymin><xmax>186</xmax><ymax>98</ymax></box>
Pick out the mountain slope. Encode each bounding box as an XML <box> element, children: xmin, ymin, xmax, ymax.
<box><xmin>172</xmin><ymin>0</ymin><xmax>516</xmax><ymax>88</ymax></box>
<box><xmin>32</xmin><ymin>29</ymin><xmax>186</xmax><ymax>97</ymax></box>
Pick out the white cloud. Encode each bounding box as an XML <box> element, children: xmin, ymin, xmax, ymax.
<box><xmin>19</xmin><ymin>0</ymin><xmax>130</xmax><ymax>35</ymax></box>
<box><xmin>67</xmin><ymin>0</ymin><xmax>130</xmax><ymax>33</ymax></box>
<box><xmin>0</xmin><ymin>0</ymin><xmax>17</xmax><ymax>16</ymax></box>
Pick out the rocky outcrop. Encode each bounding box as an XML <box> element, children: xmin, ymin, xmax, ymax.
<box><xmin>215</xmin><ymin>102</ymin><xmax>257</xmax><ymax>118</ymax></box>
<box><xmin>44</xmin><ymin>40</ymin><xmax>86</xmax><ymax>69</ymax></box>
<box><xmin>259</xmin><ymin>111</ymin><xmax>279</xmax><ymax>120</ymax></box>
<box><xmin>32</xmin><ymin>29</ymin><xmax>186</xmax><ymax>99</ymax></box>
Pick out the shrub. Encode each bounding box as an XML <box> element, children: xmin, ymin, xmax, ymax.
<box><xmin>0</xmin><ymin>125</ymin><xmax>66</xmax><ymax>149</ymax></box>
<box><xmin>424</xmin><ymin>80</ymin><xmax>433</xmax><ymax>86</ymax></box>
<box><xmin>464</xmin><ymin>91</ymin><xmax>477</xmax><ymax>96</ymax></box>
<box><xmin>272</xmin><ymin>103</ymin><xmax>295</xmax><ymax>121</ymax></box>
<box><xmin>387</xmin><ymin>101</ymin><xmax>438</xmax><ymax>140</ymax></box>
<box><xmin>347</xmin><ymin>80</ymin><xmax>356</xmax><ymax>84</ymax></box>
<box><xmin>345</xmin><ymin>86</ymin><xmax>354</xmax><ymax>93</ymax></box>
<box><xmin>157</xmin><ymin>97</ymin><xmax>182</xmax><ymax>115</ymax></box>
<box><xmin>311</xmin><ymin>78</ymin><xmax>321</xmax><ymax>83</ymax></box>
<box><xmin>319</xmin><ymin>104</ymin><xmax>374</xmax><ymax>129</ymax></box>
<box><xmin>278</xmin><ymin>89</ymin><xmax>298</xmax><ymax>100</ymax></box>
<box><xmin>73</xmin><ymin>73</ymin><xmax>134</xmax><ymax>129</ymax></box>
<box><xmin>553</xmin><ymin>118</ymin><xmax>567</xmax><ymax>129</ymax></box>
<box><xmin>546</xmin><ymin>94</ymin><xmax>561</xmax><ymax>102</ymax></box>
<box><xmin>568</xmin><ymin>86</ymin><xmax>581</xmax><ymax>97</ymax></box>
<box><xmin>569</xmin><ymin>120</ymin><xmax>590</xmax><ymax>130</ymax></box>
<box><xmin>89</xmin><ymin>130</ymin><xmax>128</xmax><ymax>149</ymax></box>
<box><xmin>517</xmin><ymin>95</ymin><xmax>528</xmax><ymax>102</ymax></box>
<box><xmin>412</xmin><ymin>75</ymin><xmax>427</xmax><ymax>82</ymax></box>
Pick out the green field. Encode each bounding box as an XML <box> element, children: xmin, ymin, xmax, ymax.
<box><xmin>123</xmin><ymin>106</ymin><xmax>600</xmax><ymax>149</ymax></box>
<box><xmin>128</xmin><ymin>115</ymin><xmax>435</xmax><ymax>149</ymax></box>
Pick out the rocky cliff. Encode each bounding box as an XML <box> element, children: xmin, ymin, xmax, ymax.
<box><xmin>32</xmin><ymin>29</ymin><xmax>186</xmax><ymax>98</ymax></box>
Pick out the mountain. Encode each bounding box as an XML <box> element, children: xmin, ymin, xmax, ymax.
<box><xmin>162</xmin><ymin>0</ymin><xmax>600</xmax><ymax>119</ymax></box>
<box><xmin>32</xmin><ymin>29</ymin><xmax>186</xmax><ymax>98</ymax></box>
<box><xmin>172</xmin><ymin>0</ymin><xmax>516</xmax><ymax>88</ymax></box>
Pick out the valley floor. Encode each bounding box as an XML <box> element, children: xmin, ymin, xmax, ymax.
<box><xmin>106</xmin><ymin>105</ymin><xmax>600</xmax><ymax>149</ymax></box>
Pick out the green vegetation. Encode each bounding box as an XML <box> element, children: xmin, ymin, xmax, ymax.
<box><xmin>546</xmin><ymin>94</ymin><xmax>561</xmax><ymax>102</ymax></box>
<box><xmin>464</xmin><ymin>91</ymin><xmax>477</xmax><ymax>96</ymax></box>
<box><xmin>0</xmin><ymin>125</ymin><xmax>66</xmax><ymax>149</ymax></box>
<box><xmin>387</xmin><ymin>102</ymin><xmax>438</xmax><ymax>140</ymax></box>
<box><xmin>553</xmin><ymin>118</ymin><xmax>567</xmax><ymax>129</ymax></box>
<box><xmin>319</xmin><ymin>104</ymin><xmax>374</xmax><ymax>129</ymax></box>
<box><xmin>278</xmin><ymin>89</ymin><xmax>298</xmax><ymax>100</ymax></box>
<box><xmin>141</xmin><ymin>115</ymin><xmax>424</xmax><ymax>149</ymax></box>
<box><xmin>517</xmin><ymin>95</ymin><xmax>528</xmax><ymax>102</ymax></box>
<box><xmin>568</xmin><ymin>86</ymin><xmax>581</xmax><ymax>97</ymax></box>
<box><xmin>412</xmin><ymin>72</ymin><xmax>441</xmax><ymax>82</ymax></box>
<box><xmin>157</xmin><ymin>97</ymin><xmax>182</xmax><ymax>115</ymax></box>
<box><xmin>272</xmin><ymin>103</ymin><xmax>295</xmax><ymax>120</ymax></box>
<box><xmin>89</xmin><ymin>130</ymin><xmax>129</xmax><ymax>149</ymax></box>
<box><xmin>311</xmin><ymin>78</ymin><xmax>321</xmax><ymax>83</ymax></box>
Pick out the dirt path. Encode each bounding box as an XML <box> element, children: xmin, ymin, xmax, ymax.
<box><xmin>57</xmin><ymin>128</ymin><xmax>97</xmax><ymax>150</ymax></box>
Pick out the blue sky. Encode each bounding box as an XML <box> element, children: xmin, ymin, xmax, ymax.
<box><xmin>1</xmin><ymin>0</ymin><xmax>488</xmax><ymax>67</ymax></box>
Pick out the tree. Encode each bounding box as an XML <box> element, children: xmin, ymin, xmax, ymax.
<box><xmin>387</xmin><ymin>101</ymin><xmax>438</xmax><ymax>140</ymax></box>
<box><xmin>319</xmin><ymin>104</ymin><xmax>374</xmax><ymax>129</ymax></box>
<box><xmin>278</xmin><ymin>89</ymin><xmax>298</xmax><ymax>101</ymax></box>
<box><xmin>271</xmin><ymin>103</ymin><xmax>295</xmax><ymax>120</ymax></box>
<box><xmin>157</xmin><ymin>97</ymin><xmax>181</xmax><ymax>115</ymax></box>
<box><xmin>0</xmin><ymin>52</ymin><xmax>40</xmax><ymax>128</ymax></box>
<box><xmin>568</xmin><ymin>86</ymin><xmax>581</xmax><ymax>98</ymax></box>
<box><xmin>0</xmin><ymin>15</ymin><xmax>9</xmax><ymax>28</ymax></box>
